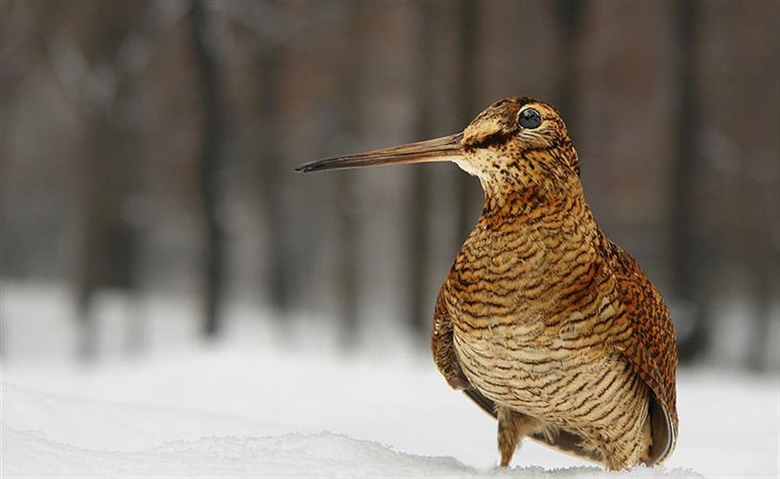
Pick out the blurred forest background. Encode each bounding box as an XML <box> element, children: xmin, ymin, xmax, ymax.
<box><xmin>0</xmin><ymin>0</ymin><xmax>778</xmax><ymax>371</ymax></box>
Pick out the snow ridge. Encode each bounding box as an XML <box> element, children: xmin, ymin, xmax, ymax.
<box><xmin>3</xmin><ymin>420</ymin><xmax>702</xmax><ymax>478</ymax></box>
<box><xmin>2</xmin><ymin>383</ymin><xmax>706</xmax><ymax>478</ymax></box>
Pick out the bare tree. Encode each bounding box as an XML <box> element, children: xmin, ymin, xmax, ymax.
<box><xmin>47</xmin><ymin>2</ymin><xmax>153</xmax><ymax>359</ymax></box>
<box><xmin>670</xmin><ymin>0</ymin><xmax>710</xmax><ymax>362</ymax></box>
<box><xmin>406</xmin><ymin>1</ymin><xmax>438</xmax><ymax>337</ymax></box>
<box><xmin>215</xmin><ymin>0</ymin><xmax>292</xmax><ymax>315</ymax></box>
<box><xmin>554</xmin><ymin>0</ymin><xmax>585</xmax><ymax>121</ymax></box>
<box><xmin>190</xmin><ymin>0</ymin><xmax>227</xmax><ymax>337</ymax></box>
<box><xmin>331</xmin><ymin>2</ymin><xmax>366</xmax><ymax>345</ymax></box>
<box><xmin>455</xmin><ymin>0</ymin><xmax>482</xmax><ymax>240</ymax></box>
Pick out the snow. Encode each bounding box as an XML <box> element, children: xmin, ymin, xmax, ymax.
<box><xmin>1</xmin><ymin>282</ymin><xmax>779</xmax><ymax>478</ymax></box>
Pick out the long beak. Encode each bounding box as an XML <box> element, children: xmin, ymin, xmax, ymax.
<box><xmin>295</xmin><ymin>133</ymin><xmax>463</xmax><ymax>173</ymax></box>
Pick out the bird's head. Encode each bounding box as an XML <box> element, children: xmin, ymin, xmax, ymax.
<box><xmin>296</xmin><ymin>97</ymin><xmax>580</xmax><ymax>200</ymax></box>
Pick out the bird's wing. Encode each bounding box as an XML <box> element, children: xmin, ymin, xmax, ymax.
<box><xmin>601</xmin><ymin>238</ymin><xmax>679</xmax><ymax>465</ymax></box>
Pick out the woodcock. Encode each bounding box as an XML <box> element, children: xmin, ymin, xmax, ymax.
<box><xmin>296</xmin><ymin>97</ymin><xmax>678</xmax><ymax>471</ymax></box>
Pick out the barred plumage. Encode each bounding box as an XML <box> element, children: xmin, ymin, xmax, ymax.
<box><xmin>297</xmin><ymin>96</ymin><xmax>678</xmax><ymax>471</ymax></box>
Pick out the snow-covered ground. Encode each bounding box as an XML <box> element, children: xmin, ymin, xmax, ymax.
<box><xmin>1</xmin><ymin>282</ymin><xmax>779</xmax><ymax>478</ymax></box>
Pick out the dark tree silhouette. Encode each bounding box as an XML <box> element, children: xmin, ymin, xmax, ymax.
<box><xmin>190</xmin><ymin>0</ymin><xmax>227</xmax><ymax>337</ymax></box>
<box><xmin>671</xmin><ymin>0</ymin><xmax>710</xmax><ymax>362</ymax></box>
<box><xmin>252</xmin><ymin>1</ymin><xmax>292</xmax><ymax>314</ymax></box>
<box><xmin>407</xmin><ymin>0</ymin><xmax>437</xmax><ymax>337</ymax></box>
<box><xmin>455</xmin><ymin>0</ymin><xmax>483</xmax><ymax>241</ymax></box>
<box><xmin>331</xmin><ymin>2</ymin><xmax>366</xmax><ymax>345</ymax></box>
<box><xmin>554</xmin><ymin>0</ymin><xmax>585</xmax><ymax>121</ymax></box>
<box><xmin>53</xmin><ymin>2</ymin><xmax>150</xmax><ymax>360</ymax></box>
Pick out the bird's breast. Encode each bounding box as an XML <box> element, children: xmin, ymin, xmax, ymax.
<box><xmin>442</xmin><ymin>219</ymin><xmax>633</xmax><ymax>421</ymax></box>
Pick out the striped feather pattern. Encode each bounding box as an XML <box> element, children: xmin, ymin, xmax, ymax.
<box><xmin>430</xmin><ymin>97</ymin><xmax>678</xmax><ymax>471</ymax></box>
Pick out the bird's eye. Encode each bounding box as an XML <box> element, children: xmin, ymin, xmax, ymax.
<box><xmin>518</xmin><ymin>108</ymin><xmax>542</xmax><ymax>129</ymax></box>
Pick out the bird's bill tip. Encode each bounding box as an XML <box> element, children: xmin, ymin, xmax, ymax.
<box><xmin>293</xmin><ymin>162</ymin><xmax>317</xmax><ymax>173</ymax></box>
<box><xmin>294</xmin><ymin>133</ymin><xmax>463</xmax><ymax>173</ymax></box>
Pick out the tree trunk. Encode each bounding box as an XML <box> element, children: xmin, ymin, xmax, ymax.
<box><xmin>671</xmin><ymin>0</ymin><xmax>709</xmax><ymax>362</ymax></box>
<box><xmin>408</xmin><ymin>1</ymin><xmax>437</xmax><ymax>336</ymax></box>
<box><xmin>455</xmin><ymin>0</ymin><xmax>481</xmax><ymax>240</ymax></box>
<box><xmin>333</xmin><ymin>2</ymin><xmax>366</xmax><ymax>346</ymax></box>
<box><xmin>69</xmin><ymin>2</ymin><xmax>148</xmax><ymax>360</ymax></box>
<box><xmin>555</xmin><ymin>0</ymin><xmax>585</xmax><ymax>121</ymax></box>
<box><xmin>191</xmin><ymin>0</ymin><xmax>227</xmax><ymax>337</ymax></box>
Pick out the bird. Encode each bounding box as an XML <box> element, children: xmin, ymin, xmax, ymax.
<box><xmin>295</xmin><ymin>97</ymin><xmax>678</xmax><ymax>471</ymax></box>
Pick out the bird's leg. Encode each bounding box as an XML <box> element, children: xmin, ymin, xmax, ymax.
<box><xmin>497</xmin><ymin>406</ymin><xmax>543</xmax><ymax>467</ymax></box>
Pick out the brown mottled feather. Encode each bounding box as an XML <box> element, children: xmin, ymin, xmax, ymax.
<box><xmin>601</xmin><ymin>237</ymin><xmax>679</xmax><ymax>462</ymax></box>
<box><xmin>431</xmin><ymin>97</ymin><xmax>678</xmax><ymax>470</ymax></box>
<box><xmin>298</xmin><ymin>96</ymin><xmax>678</xmax><ymax>471</ymax></box>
